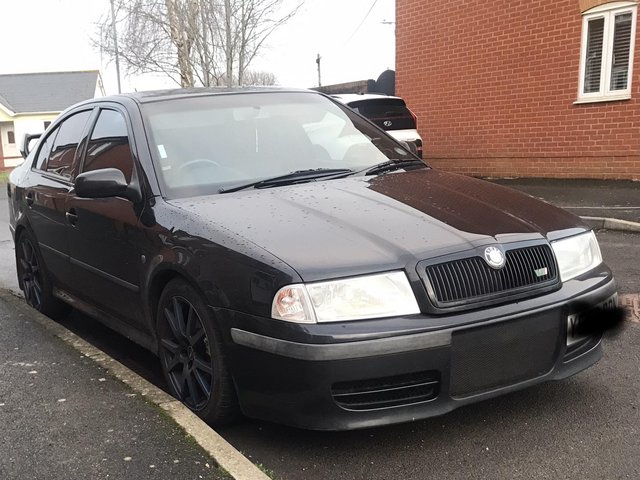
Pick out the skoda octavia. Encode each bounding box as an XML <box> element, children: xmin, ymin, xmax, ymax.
<box><xmin>7</xmin><ymin>88</ymin><xmax>616</xmax><ymax>430</ymax></box>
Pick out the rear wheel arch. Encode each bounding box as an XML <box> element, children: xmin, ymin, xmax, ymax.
<box><xmin>13</xmin><ymin>226</ymin><xmax>27</xmax><ymax>289</ymax></box>
<box><xmin>15</xmin><ymin>227</ymin><xmax>69</xmax><ymax>318</ymax></box>
<box><xmin>14</xmin><ymin>224</ymin><xmax>28</xmax><ymax>244</ymax></box>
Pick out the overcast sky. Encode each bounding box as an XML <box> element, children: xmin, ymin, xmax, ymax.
<box><xmin>0</xmin><ymin>0</ymin><xmax>395</xmax><ymax>94</ymax></box>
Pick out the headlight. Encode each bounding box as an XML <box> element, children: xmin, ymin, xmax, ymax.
<box><xmin>271</xmin><ymin>271</ymin><xmax>420</xmax><ymax>323</ymax></box>
<box><xmin>551</xmin><ymin>231</ymin><xmax>602</xmax><ymax>282</ymax></box>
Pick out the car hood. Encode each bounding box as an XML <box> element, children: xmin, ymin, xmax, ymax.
<box><xmin>168</xmin><ymin>169</ymin><xmax>587</xmax><ymax>281</ymax></box>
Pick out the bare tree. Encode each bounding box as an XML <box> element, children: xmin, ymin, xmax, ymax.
<box><xmin>164</xmin><ymin>0</ymin><xmax>199</xmax><ymax>87</ymax></box>
<box><xmin>97</xmin><ymin>0</ymin><xmax>301</xmax><ymax>88</ymax></box>
<box><xmin>98</xmin><ymin>0</ymin><xmax>192</xmax><ymax>86</ymax></box>
<box><xmin>242</xmin><ymin>70</ymin><xmax>278</xmax><ymax>86</ymax></box>
<box><xmin>233</xmin><ymin>0</ymin><xmax>300</xmax><ymax>86</ymax></box>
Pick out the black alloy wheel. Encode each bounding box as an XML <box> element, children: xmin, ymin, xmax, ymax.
<box><xmin>16</xmin><ymin>231</ymin><xmax>69</xmax><ymax>318</ymax></box>
<box><xmin>18</xmin><ymin>236</ymin><xmax>43</xmax><ymax>310</ymax></box>
<box><xmin>157</xmin><ymin>279</ymin><xmax>239</xmax><ymax>424</ymax></box>
<box><xmin>159</xmin><ymin>295</ymin><xmax>213</xmax><ymax>410</ymax></box>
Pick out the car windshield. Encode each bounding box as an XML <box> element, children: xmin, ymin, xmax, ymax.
<box><xmin>141</xmin><ymin>91</ymin><xmax>417</xmax><ymax>199</ymax></box>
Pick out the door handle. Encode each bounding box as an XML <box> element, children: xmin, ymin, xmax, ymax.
<box><xmin>66</xmin><ymin>208</ymin><xmax>78</xmax><ymax>226</ymax></box>
<box><xmin>25</xmin><ymin>192</ymin><xmax>34</xmax><ymax>206</ymax></box>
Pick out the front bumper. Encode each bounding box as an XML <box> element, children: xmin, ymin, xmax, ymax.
<box><xmin>222</xmin><ymin>270</ymin><xmax>616</xmax><ymax>430</ymax></box>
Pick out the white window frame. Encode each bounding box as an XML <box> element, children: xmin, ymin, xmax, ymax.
<box><xmin>576</xmin><ymin>1</ymin><xmax>638</xmax><ymax>103</ymax></box>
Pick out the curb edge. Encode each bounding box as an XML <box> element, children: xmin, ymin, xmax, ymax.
<box><xmin>0</xmin><ymin>289</ymin><xmax>270</xmax><ymax>480</ymax></box>
<box><xmin>580</xmin><ymin>216</ymin><xmax>640</xmax><ymax>233</ymax></box>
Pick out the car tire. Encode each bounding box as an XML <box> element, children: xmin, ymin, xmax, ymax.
<box><xmin>156</xmin><ymin>279</ymin><xmax>240</xmax><ymax>426</ymax></box>
<box><xmin>15</xmin><ymin>230</ymin><xmax>70</xmax><ymax>318</ymax></box>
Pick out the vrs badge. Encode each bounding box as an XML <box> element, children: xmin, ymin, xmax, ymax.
<box><xmin>484</xmin><ymin>246</ymin><xmax>506</xmax><ymax>269</ymax></box>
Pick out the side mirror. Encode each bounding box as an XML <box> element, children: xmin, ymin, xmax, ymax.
<box><xmin>20</xmin><ymin>133</ymin><xmax>41</xmax><ymax>159</ymax></box>
<box><xmin>75</xmin><ymin>168</ymin><xmax>134</xmax><ymax>200</ymax></box>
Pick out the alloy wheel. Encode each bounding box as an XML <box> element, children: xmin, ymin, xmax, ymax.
<box><xmin>18</xmin><ymin>238</ymin><xmax>43</xmax><ymax>310</ymax></box>
<box><xmin>159</xmin><ymin>296</ymin><xmax>213</xmax><ymax>410</ymax></box>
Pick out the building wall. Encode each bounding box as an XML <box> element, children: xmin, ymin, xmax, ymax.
<box><xmin>0</xmin><ymin>122</ymin><xmax>18</xmax><ymax>166</ymax></box>
<box><xmin>396</xmin><ymin>0</ymin><xmax>640</xmax><ymax>179</ymax></box>
<box><xmin>0</xmin><ymin>113</ymin><xmax>59</xmax><ymax>169</ymax></box>
<box><xmin>0</xmin><ymin>107</ymin><xmax>12</xmax><ymax>122</ymax></box>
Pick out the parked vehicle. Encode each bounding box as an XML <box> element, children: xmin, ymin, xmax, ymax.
<box><xmin>332</xmin><ymin>93</ymin><xmax>423</xmax><ymax>157</ymax></box>
<box><xmin>8</xmin><ymin>88</ymin><xmax>616</xmax><ymax>430</ymax></box>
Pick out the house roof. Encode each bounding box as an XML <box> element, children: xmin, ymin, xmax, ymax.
<box><xmin>0</xmin><ymin>93</ymin><xmax>13</xmax><ymax>113</ymax></box>
<box><xmin>0</xmin><ymin>70</ymin><xmax>100</xmax><ymax>114</ymax></box>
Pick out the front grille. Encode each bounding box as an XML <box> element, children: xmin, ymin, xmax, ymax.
<box><xmin>450</xmin><ymin>312</ymin><xmax>561</xmax><ymax>397</ymax></box>
<box><xmin>424</xmin><ymin>244</ymin><xmax>558</xmax><ymax>307</ymax></box>
<box><xmin>332</xmin><ymin>371</ymin><xmax>440</xmax><ymax>411</ymax></box>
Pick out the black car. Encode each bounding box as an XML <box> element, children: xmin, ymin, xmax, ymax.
<box><xmin>8</xmin><ymin>88</ymin><xmax>617</xmax><ymax>430</ymax></box>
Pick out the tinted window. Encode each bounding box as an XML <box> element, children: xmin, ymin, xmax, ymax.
<box><xmin>34</xmin><ymin>126</ymin><xmax>60</xmax><ymax>170</ymax></box>
<box><xmin>348</xmin><ymin>99</ymin><xmax>416</xmax><ymax>131</ymax></box>
<box><xmin>84</xmin><ymin>109</ymin><xmax>134</xmax><ymax>182</ymax></box>
<box><xmin>46</xmin><ymin>110</ymin><xmax>92</xmax><ymax>178</ymax></box>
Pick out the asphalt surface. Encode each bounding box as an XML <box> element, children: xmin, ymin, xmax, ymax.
<box><xmin>0</xmin><ymin>178</ymin><xmax>639</xmax><ymax>480</ymax></box>
<box><xmin>0</xmin><ymin>293</ymin><xmax>230</xmax><ymax>480</ymax></box>
<box><xmin>598</xmin><ymin>230</ymin><xmax>640</xmax><ymax>295</ymax></box>
<box><xmin>490</xmin><ymin>178</ymin><xmax>640</xmax><ymax>223</ymax></box>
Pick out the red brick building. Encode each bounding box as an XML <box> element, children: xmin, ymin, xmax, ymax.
<box><xmin>396</xmin><ymin>0</ymin><xmax>640</xmax><ymax>179</ymax></box>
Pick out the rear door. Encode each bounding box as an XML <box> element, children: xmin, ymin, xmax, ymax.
<box><xmin>24</xmin><ymin>109</ymin><xmax>94</xmax><ymax>291</ymax></box>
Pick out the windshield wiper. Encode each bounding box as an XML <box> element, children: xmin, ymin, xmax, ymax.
<box><xmin>364</xmin><ymin>158</ymin><xmax>426</xmax><ymax>176</ymax></box>
<box><xmin>219</xmin><ymin>168</ymin><xmax>353</xmax><ymax>193</ymax></box>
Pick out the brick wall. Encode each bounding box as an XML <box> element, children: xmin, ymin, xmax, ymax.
<box><xmin>396</xmin><ymin>0</ymin><xmax>640</xmax><ymax>179</ymax></box>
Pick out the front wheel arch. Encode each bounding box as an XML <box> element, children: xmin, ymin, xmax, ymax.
<box><xmin>145</xmin><ymin>267</ymin><xmax>213</xmax><ymax>348</ymax></box>
<box><xmin>155</xmin><ymin>278</ymin><xmax>240</xmax><ymax>425</ymax></box>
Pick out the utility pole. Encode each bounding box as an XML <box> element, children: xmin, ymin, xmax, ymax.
<box><xmin>316</xmin><ymin>53</ymin><xmax>322</xmax><ymax>87</ymax></box>
<box><xmin>110</xmin><ymin>0</ymin><xmax>122</xmax><ymax>94</ymax></box>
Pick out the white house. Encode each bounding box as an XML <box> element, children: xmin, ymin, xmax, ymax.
<box><xmin>0</xmin><ymin>70</ymin><xmax>104</xmax><ymax>169</ymax></box>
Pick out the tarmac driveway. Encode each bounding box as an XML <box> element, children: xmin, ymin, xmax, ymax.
<box><xmin>491</xmin><ymin>178</ymin><xmax>640</xmax><ymax>223</ymax></box>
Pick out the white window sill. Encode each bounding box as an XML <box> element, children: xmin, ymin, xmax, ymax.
<box><xmin>574</xmin><ymin>94</ymin><xmax>631</xmax><ymax>104</ymax></box>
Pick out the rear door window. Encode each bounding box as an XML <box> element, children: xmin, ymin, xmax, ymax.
<box><xmin>45</xmin><ymin>110</ymin><xmax>92</xmax><ymax>178</ymax></box>
<box><xmin>349</xmin><ymin>99</ymin><xmax>416</xmax><ymax>131</ymax></box>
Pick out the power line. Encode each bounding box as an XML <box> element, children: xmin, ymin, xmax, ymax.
<box><xmin>344</xmin><ymin>0</ymin><xmax>379</xmax><ymax>45</ymax></box>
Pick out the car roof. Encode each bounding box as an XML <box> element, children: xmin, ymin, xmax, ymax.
<box><xmin>74</xmin><ymin>86</ymin><xmax>320</xmax><ymax>108</ymax></box>
<box><xmin>331</xmin><ymin>93</ymin><xmax>404</xmax><ymax>104</ymax></box>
